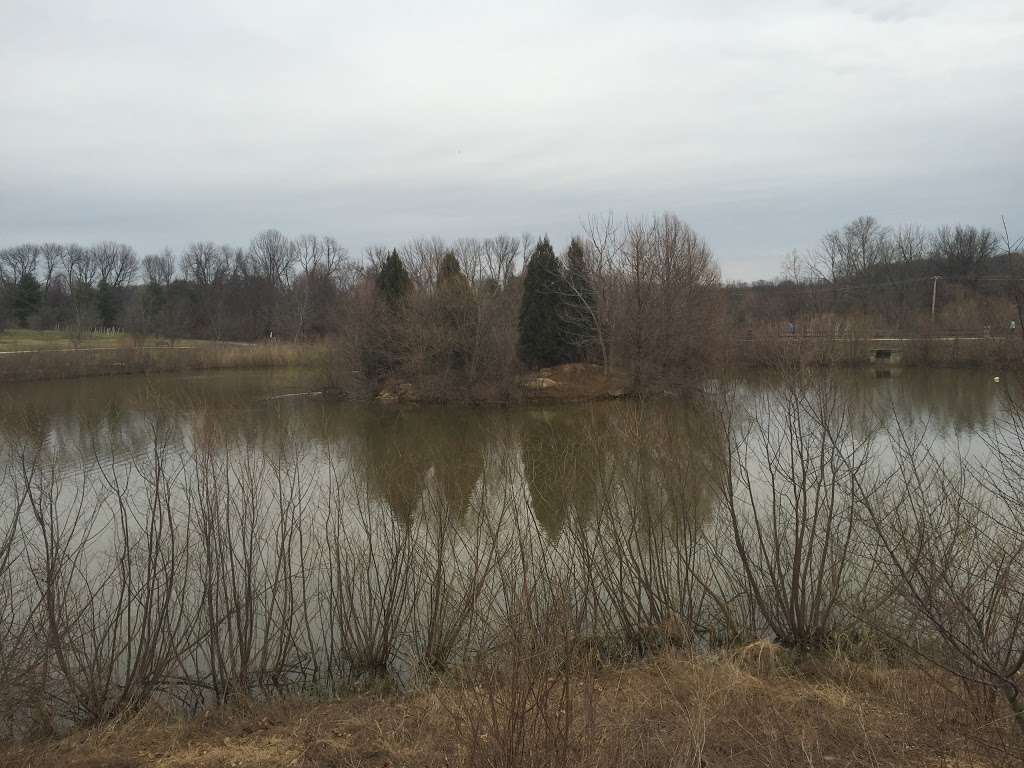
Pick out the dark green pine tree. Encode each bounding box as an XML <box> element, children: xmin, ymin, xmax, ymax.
<box><xmin>438</xmin><ymin>250</ymin><xmax>461</xmax><ymax>281</ymax></box>
<box><xmin>12</xmin><ymin>272</ymin><xmax>42</xmax><ymax>328</ymax></box>
<box><xmin>518</xmin><ymin>237</ymin><xmax>572</xmax><ymax>368</ymax></box>
<box><xmin>96</xmin><ymin>279</ymin><xmax>118</xmax><ymax>328</ymax></box>
<box><xmin>563</xmin><ymin>237</ymin><xmax>597</xmax><ymax>362</ymax></box>
<box><xmin>438</xmin><ymin>250</ymin><xmax>470</xmax><ymax>292</ymax></box>
<box><xmin>376</xmin><ymin>249</ymin><xmax>411</xmax><ymax>305</ymax></box>
<box><xmin>436</xmin><ymin>249</ymin><xmax>472</xmax><ymax>372</ymax></box>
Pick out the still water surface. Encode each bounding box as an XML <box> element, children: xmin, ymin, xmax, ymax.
<box><xmin>0</xmin><ymin>367</ymin><xmax>1012</xmax><ymax>535</ymax></box>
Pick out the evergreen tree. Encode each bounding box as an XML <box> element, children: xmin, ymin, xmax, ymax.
<box><xmin>438</xmin><ymin>249</ymin><xmax>471</xmax><ymax>294</ymax></box>
<box><xmin>376</xmin><ymin>249</ymin><xmax>411</xmax><ymax>305</ymax></box>
<box><xmin>518</xmin><ymin>237</ymin><xmax>571</xmax><ymax>367</ymax></box>
<box><xmin>12</xmin><ymin>272</ymin><xmax>42</xmax><ymax>327</ymax></box>
<box><xmin>96</xmin><ymin>279</ymin><xmax>117</xmax><ymax>328</ymax></box>
<box><xmin>438</xmin><ymin>250</ymin><xmax>462</xmax><ymax>282</ymax></box>
<box><xmin>563</xmin><ymin>237</ymin><xmax>597</xmax><ymax>361</ymax></box>
<box><xmin>436</xmin><ymin>250</ymin><xmax>473</xmax><ymax>373</ymax></box>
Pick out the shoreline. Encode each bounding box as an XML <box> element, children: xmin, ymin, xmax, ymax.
<box><xmin>0</xmin><ymin>336</ymin><xmax>1019</xmax><ymax>392</ymax></box>
<box><xmin>730</xmin><ymin>333</ymin><xmax>1024</xmax><ymax>370</ymax></box>
<box><xmin>0</xmin><ymin>341</ymin><xmax>326</xmax><ymax>384</ymax></box>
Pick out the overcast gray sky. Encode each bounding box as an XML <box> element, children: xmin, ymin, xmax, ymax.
<box><xmin>2</xmin><ymin>0</ymin><xmax>1022</xmax><ymax>280</ymax></box>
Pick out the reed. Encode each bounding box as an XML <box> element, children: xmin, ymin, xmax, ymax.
<box><xmin>0</xmin><ymin>341</ymin><xmax>326</xmax><ymax>383</ymax></box>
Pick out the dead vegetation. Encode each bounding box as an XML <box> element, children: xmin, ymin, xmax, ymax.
<box><xmin>1</xmin><ymin>647</ymin><xmax>1019</xmax><ymax>768</ymax></box>
<box><xmin>519</xmin><ymin>363</ymin><xmax>633</xmax><ymax>403</ymax></box>
<box><xmin>2</xmin><ymin>368</ymin><xmax>1024</xmax><ymax>764</ymax></box>
<box><xmin>0</xmin><ymin>340</ymin><xmax>325</xmax><ymax>383</ymax></box>
<box><xmin>374</xmin><ymin>363</ymin><xmax>635</xmax><ymax>404</ymax></box>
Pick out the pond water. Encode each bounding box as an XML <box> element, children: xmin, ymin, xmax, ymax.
<box><xmin>0</xmin><ymin>367</ymin><xmax>1012</xmax><ymax>481</ymax></box>
<box><xmin>0</xmin><ymin>365</ymin><xmax>1019</xmax><ymax>722</ymax></box>
<box><xmin>0</xmin><ymin>366</ymin><xmax>1013</xmax><ymax>535</ymax></box>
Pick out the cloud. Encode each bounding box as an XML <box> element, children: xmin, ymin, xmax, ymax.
<box><xmin>1</xmin><ymin>0</ymin><xmax>1021</xmax><ymax>280</ymax></box>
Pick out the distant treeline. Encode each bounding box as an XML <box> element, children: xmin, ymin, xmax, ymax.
<box><xmin>1</xmin><ymin>213</ymin><xmax>1022</xmax><ymax>394</ymax></box>
<box><xmin>0</xmin><ymin>213</ymin><xmax>721</xmax><ymax>398</ymax></box>
<box><xmin>730</xmin><ymin>216</ymin><xmax>1024</xmax><ymax>337</ymax></box>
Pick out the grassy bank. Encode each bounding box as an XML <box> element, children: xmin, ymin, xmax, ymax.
<box><xmin>370</xmin><ymin>339</ymin><xmax>1024</xmax><ymax>406</ymax></box>
<box><xmin>0</xmin><ymin>334</ymin><xmax>327</xmax><ymax>382</ymax></box>
<box><xmin>1</xmin><ymin>647</ymin><xmax>1017</xmax><ymax>767</ymax></box>
<box><xmin>731</xmin><ymin>333</ymin><xmax>1024</xmax><ymax>370</ymax></box>
<box><xmin>0</xmin><ymin>329</ymin><xmax>143</xmax><ymax>352</ymax></box>
<box><xmin>368</xmin><ymin>363</ymin><xmax>635</xmax><ymax>404</ymax></box>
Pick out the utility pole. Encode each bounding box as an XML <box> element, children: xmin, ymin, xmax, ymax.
<box><xmin>931</xmin><ymin>276</ymin><xmax>941</xmax><ymax>323</ymax></box>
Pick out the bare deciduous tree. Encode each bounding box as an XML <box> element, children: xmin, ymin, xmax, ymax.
<box><xmin>615</xmin><ymin>212</ymin><xmax>721</xmax><ymax>384</ymax></box>
<box><xmin>91</xmin><ymin>241</ymin><xmax>138</xmax><ymax>287</ymax></box>
<box><xmin>248</xmin><ymin>229</ymin><xmax>296</xmax><ymax>287</ymax></box>
<box><xmin>142</xmin><ymin>249</ymin><xmax>176</xmax><ymax>288</ymax></box>
<box><xmin>932</xmin><ymin>225</ymin><xmax>999</xmax><ymax>286</ymax></box>
<box><xmin>892</xmin><ymin>224</ymin><xmax>930</xmax><ymax>264</ymax></box>
<box><xmin>714</xmin><ymin>370</ymin><xmax>876</xmax><ymax>648</ymax></box>
<box><xmin>0</xmin><ymin>244</ymin><xmax>39</xmax><ymax>284</ymax></box>
<box><xmin>863</xmin><ymin>414</ymin><xmax>1024</xmax><ymax>736</ymax></box>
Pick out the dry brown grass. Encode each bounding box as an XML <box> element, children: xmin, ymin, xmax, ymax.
<box><xmin>373</xmin><ymin>362</ymin><xmax>635</xmax><ymax>404</ymax></box>
<box><xmin>0</xmin><ymin>329</ymin><xmax>135</xmax><ymax>352</ymax></box>
<box><xmin>2</xmin><ymin>648</ymin><xmax>1018</xmax><ymax>768</ymax></box>
<box><xmin>522</xmin><ymin>363</ymin><xmax>633</xmax><ymax>402</ymax></box>
<box><xmin>728</xmin><ymin>325</ymin><xmax>1024</xmax><ymax>370</ymax></box>
<box><xmin>0</xmin><ymin>341</ymin><xmax>326</xmax><ymax>383</ymax></box>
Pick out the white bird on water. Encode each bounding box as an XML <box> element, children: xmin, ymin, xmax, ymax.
<box><xmin>994</xmin><ymin>376</ymin><xmax>1000</xmax><ymax>383</ymax></box>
